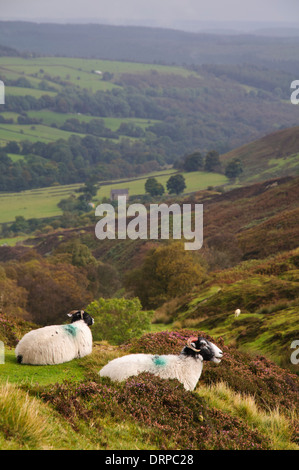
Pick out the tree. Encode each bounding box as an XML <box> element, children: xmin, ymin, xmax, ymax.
<box><xmin>124</xmin><ymin>242</ymin><xmax>205</xmax><ymax>308</ymax></box>
<box><xmin>86</xmin><ymin>297</ymin><xmax>153</xmax><ymax>345</ymax></box>
<box><xmin>166</xmin><ymin>174</ymin><xmax>186</xmax><ymax>195</ymax></box>
<box><xmin>76</xmin><ymin>177</ymin><xmax>100</xmax><ymax>202</ymax></box>
<box><xmin>183</xmin><ymin>152</ymin><xmax>203</xmax><ymax>172</ymax></box>
<box><xmin>145</xmin><ymin>177</ymin><xmax>165</xmax><ymax>197</ymax></box>
<box><xmin>10</xmin><ymin>216</ymin><xmax>29</xmax><ymax>234</ymax></box>
<box><xmin>225</xmin><ymin>158</ymin><xmax>243</xmax><ymax>180</ymax></box>
<box><xmin>204</xmin><ymin>150</ymin><xmax>221</xmax><ymax>172</ymax></box>
<box><xmin>11</xmin><ymin>258</ymin><xmax>92</xmax><ymax>325</ymax></box>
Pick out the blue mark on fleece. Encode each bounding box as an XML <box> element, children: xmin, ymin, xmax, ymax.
<box><xmin>153</xmin><ymin>355</ymin><xmax>167</xmax><ymax>367</ymax></box>
<box><xmin>63</xmin><ymin>325</ymin><xmax>77</xmax><ymax>337</ymax></box>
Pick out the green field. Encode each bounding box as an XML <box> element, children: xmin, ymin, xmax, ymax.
<box><xmin>0</xmin><ymin>56</ymin><xmax>194</xmax><ymax>94</ymax></box>
<box><xmin>0</xmin><ymin>55</ymin><xmax>189</xmax><ymax>148</ymax></box>
<box><xmin>5</xmin><ymin>86</ymin><xmax>57</xmax><ymax>98</ymax></box>
<box><xmin>26</xmin><ymin>111</ymin><xmax>160</xmax><ymax>131</ymax></box>
<box><xmin>0</xmin><ymin>183</ymin><xmax>81</xmax><ymax>222</ymax></box>
<box><xmin>0</xmin><ymin>170</ymin><xmax>228</xmax><ymax>224</ymax></box>
<box><xmin>0</xmin><ymin>123</ymin><xmax>86</xmax><ymax>144</ymax></box>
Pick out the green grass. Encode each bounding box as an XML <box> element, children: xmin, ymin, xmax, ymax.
<box><xmin>0</xmin><ymin>381</ymin><xmax>98</xmax><ymax>450</ymax></box>
<box><xmin>0</xmin><ymin>235</ymin><xmax>29</xmax><ymax>246</ymax></box>
<box><xmin>0</xmin><ymin>170</ymin><xmax>227</xmax><ymax>224</ymax></box>
<box><xmin>197</xmin><ymin>381</ymin><xmax>298</xmax><ymax>450</ymax></box>
<box><xmin>7</xmin><ymin>152</ymin><xmax>25</xmax><ymax>162</ymax></box>
<box><xmin>0</xmin><ymin>123</ymin><xmax>86</xmax><ymax>144</ymax></box>
<box><xmin>0</xmin><ymin>183</ymin><xmax>81</xmax><ymax>222</ymax></box>
<box><xmin>0</xmin><ymin>56</ymin><xmax>194</xmax><ymax>95</ymax></box>
<box><xmin>5</xmin><ymin>86</ymin><xmax>57</xmax><ymax>98</ymax></box>
<box><xmin>97</xmin><ymin>170</ymin><xmax>228</xmax><ymax>199</ymax></box>
<box><xmin>26</xmin><ymin>110</ymin><xmax>160</xmax><ymax>130</ymax></box>
<box><xmin>0</xmin><ymin>56</ymin><xmax>193</xmax><ymax>77</ymax></box>
<box><xmin>0</xmin><ymin>349</ymin><xmax>85</xmax><ymax>386</ymax></box>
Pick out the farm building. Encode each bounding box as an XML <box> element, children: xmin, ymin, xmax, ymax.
<box><xmin>110</xmin><ymin>189</ymin><xmax>129</xmax><ymax>201</ymax></box>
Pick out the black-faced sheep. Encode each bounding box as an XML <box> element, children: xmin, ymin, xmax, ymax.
<box><xmin>99</xmin><ymin>335</ymin><xmax>223</xmax><ymax>391</ymax></box>
<box><xmin>15</xmin><ymin>310</ymin><xmax>94</xmax><ymax>365</ymax></box>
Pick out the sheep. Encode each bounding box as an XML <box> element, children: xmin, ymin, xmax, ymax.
<box><xmin>234</xmin><ymin>308</ymin><xmax>241</xmax><ymax>317</ymax></box>
<box><xmin>99</xmin><ymin>335</ymin><xmax>223</xmax><ymax>391</ymax></box>
<box><xmin>15</xmin><ymin>310</ymin><xmax>94</xmax><ymax>365</ymax></box>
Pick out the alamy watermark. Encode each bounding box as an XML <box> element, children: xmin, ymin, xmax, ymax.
<box><xmin>290</xmin><ymin>80</ymin><xmax>299</xmax><ymax>104</ymax></box>
<box><xmin>95</xmin><ymin>196</ymin><xmax>203</xmax><ymax>250</ymax></box>
<box><xmin>290</xmin><ymin>340</ymin><xmax>299</xmax><ymax>365</ymax></box>
<box><xmin>0</xmin><ymin>80</ymin><xmax>4</xmax><ymax>105</ymax></box>
<box><xmin>0</xmin><ymin>341</ymin><xmax>4</xmax><ymax>365</ymax></box>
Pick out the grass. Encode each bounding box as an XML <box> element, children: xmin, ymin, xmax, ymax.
<box><xmin>197</xmin><ymin>381</ymin><xmax>298</xmax><ymax>450</ymax></box>
<box><xmin>97</xmin><ymin>170</ymin><xmax>228</xmax><ymax>200</ymax></box>
<box><xmin>0</xmin><ymin>349</ymin><xmax>85</xmax><ymax>386</ymax></box>
<box><xmin>0</xmin><ymin>123</ymin><xmax>86</xmax><ymax>144</ymax></box>
<box><xmin>0</xmin><ymin>381</ymin><xmax>97</xmax><ymax>450</ymax></box>
<box><xmin>0</xmin><ymin>170</ymin><xmax>227</xmax><ymax>224</ymax></box>
<box><xmin>0</xmin><ymin>56</ymin><xmax>194</xmax><ymax>95</ymax></box>
<box><xmin>5</xmin><ymin>86</ymin><xmax>57</xmax><ymax>98</ymax></box>
<box><xmin>26</xmin><ymin>110</ymin><xmax>160</xmax><ymax>130</ymax></box>
<box><xmin>0</xmin><ymin>235</ymin><xmax>29</xmax><ymax>246</ymax></box>
<box><xmin>0</xmin><ymin>56</ymin><xmax>193</xmax><ymax>78</ymax></box>
<box><xmin>0</xmin><ymin>184</ymin><xmax>81</xmax><ymax>222</ymax></box>
<box><xmin>0</xmin><ymin>330</ymin><xmax>298</xmax><ymax>450</ymax></box>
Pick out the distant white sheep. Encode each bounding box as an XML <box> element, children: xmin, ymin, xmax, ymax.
<box><xmin>99</xmin><ymin>335</ymin><xmax>223</xmax><ymax>391</ymax></box>
<box><xmin>234</xmin><ymin>309</ymin><xmax>241</xmax><ymax>317</ymax></box>
<box><xmin>15</xmin><ymin>310</ymin><xmax>94</xmax><ymax>365</ymax></box>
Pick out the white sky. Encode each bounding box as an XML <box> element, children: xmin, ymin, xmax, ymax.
<box><xmin>1</xmin><ymin>0</ymin><xmax>299</xmax><ymax>27</ymax></box>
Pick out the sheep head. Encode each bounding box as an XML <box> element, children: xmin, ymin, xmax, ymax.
<box><xmin>67</xmin><ymin>310</ymin><xmax>94</xmax><ymax>326</ymax></box>
<box><xmin>186</xmin><ymin>336</ymin><xmax>223</xmax><ymax>363</ymax></box>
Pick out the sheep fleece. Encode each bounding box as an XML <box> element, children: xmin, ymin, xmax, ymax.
<box><xmin>15</xmin><ymin>321</ymin><xmax>92</xmax><ymax>365</ymax></box>
<box><xmin>99</xmin><ymin>353</ymin><xmax>204</xmax><ymax>391</ymax></box>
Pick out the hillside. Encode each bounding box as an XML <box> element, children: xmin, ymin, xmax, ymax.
<box><xmin>0</xmin><ymin>29</ymin><xmax>298</xmax><ymax>450</ymax></box>
<box><xmin>156</xmin><ymin>248</ymin><xmax>299</xmax><ymax>371</ymax></box>
<box><xmin>0</xmin><ymin>173</ymin><xmax>298</xmax><ymax>449</ymax></box>
<box><xmin>0</xmin><ymin>327</ymin><xmax>298</xmax><ymax>450</ymax></box>
<box><xmin>1</xmin><ymin>22</ymin><xmax>299</xmax><ymax>72</ymax></box>
<box><xmin>0</xmin><ymin>53</ymin><xmax>299</xmax><ymax>193</ymax></box>
<box><xmin>221</xmin><ymin>126</ymin><xmax>299</xmax><ymax>182</ymax></box>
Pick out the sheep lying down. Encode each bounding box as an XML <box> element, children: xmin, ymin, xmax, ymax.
<box><xmin>100</xmin><ymin>336</ymin><xmax>223</xmax><ymax>391</ymax></box>
<box><xmin>16</xmin><ymin>310</ymin><xmax>94</xmax><ymax>365</ymax></box>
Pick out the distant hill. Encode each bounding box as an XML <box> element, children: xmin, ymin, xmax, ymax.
<box><xmin>1</xmin><ymin>21</ymin><xmax>299</xmax><ymax>71</ymax></box>
<box><xmin>0</xmin><ymin>43</ymin><xmax>19</xmax><ymax>57</ymax></box>
<box><xmin>221</xmin><ymin>126</ymin><xmax>299</xmax><ymax>182</ymax></box>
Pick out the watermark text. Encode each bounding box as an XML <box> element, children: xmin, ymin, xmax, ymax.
<box><xmin>290</xmin><ymin>80</ymin><xmax>299</xmax><ymax>104</ymax></box>
<box><xmin>95</xmin><ymin>197</ymin><xmax>203</xmax><ymax>250</ymax></box>
<box><xmin>0</xmin><ymin>80</ymin><xmax>4</xmax><ymax>105</ymax></box>
<box><xmin>290</xmin><ymin>340</ymin><xmax>299</xmax><ymax>365</ymax></box>
<box><xmin>0</xmin><ymin>341</ymin><xmax>4</xmax><ymax>364</ymax></box>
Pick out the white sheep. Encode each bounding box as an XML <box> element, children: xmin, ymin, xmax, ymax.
<box><xmin>15</xmin><ymin>310</ymin><xmax>94</xmax><ymax>365</ymax></box>
<box><xmin>234</xmin><ymin>309</ymin><xmax>241</xmax><ymax>317</ymax></box>
<box><xmin>99</xmin><ymin>335</ymin><xmax>223</xmax><ymax>391</ymax></box>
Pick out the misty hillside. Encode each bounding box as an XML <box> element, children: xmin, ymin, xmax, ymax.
<box><xmin>1</xmin><ymin>21</ymin><xmax>299</xmax><ymax>72</ymax></box>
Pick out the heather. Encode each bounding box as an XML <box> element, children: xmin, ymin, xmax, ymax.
<box><xmin>127</xmin><ymin>330</ymin><xmax>299</xmax><ymax>416</ymax></box>
<box><xmin>33</xmin><ymin>329</ymin><xmax>298</xmax><ymax>450</ymax></box>
<box><xmin>38</xmin><ymin>374</ymin><xmax>271</xmax><ymax>450</ymax></box>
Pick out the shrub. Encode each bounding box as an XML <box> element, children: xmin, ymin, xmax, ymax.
<box><xmin>86</xmin><ymin>297</ymin><xmax>153</xmax><ymax>345</ymax></box>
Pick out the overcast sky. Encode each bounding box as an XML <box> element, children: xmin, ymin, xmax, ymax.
<box><xmin>2</xmin><ymin>0</ymin><xmax>299</xmax><ymax>29</ymax></box>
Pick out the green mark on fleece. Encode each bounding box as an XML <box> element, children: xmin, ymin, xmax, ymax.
<box><xmin>63</xmin><ymin>325</ymin><xmax>77</xmax><ymax>337</ymax></box>
<box><xmin>153</xmin><ymin>355</ymin><xmax>167</xmax><ymax>367</ymax></box>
